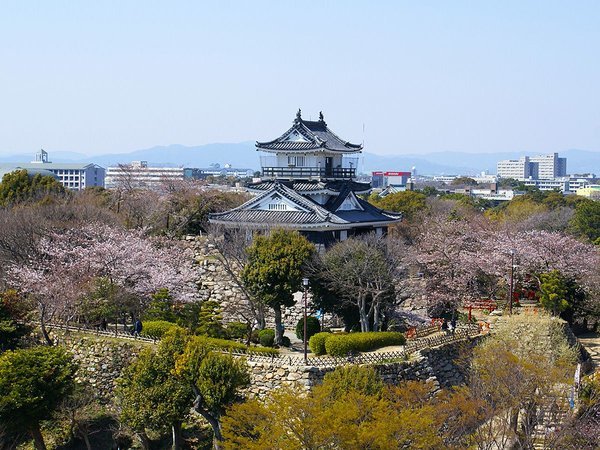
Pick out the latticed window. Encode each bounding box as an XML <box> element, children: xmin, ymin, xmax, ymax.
<box><xmin>287</xmin><ymin>156</ymin><xmax>305</xmax><ymax>167</ymax></box>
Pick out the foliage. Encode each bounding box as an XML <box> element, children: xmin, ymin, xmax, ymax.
<box><xmin>308</xmin><ymin>332</ymin><xmax>331</xmax><ymax>356</ymax></box>
<box><xmin>319</xmin><ymin>234</ymin><xmax>399</xmax><ymax>332</ymax></box>
<box><xmin>323</xmin><ymin>332</ymin><xmax>405</xmax><ymax>357</ymax></box>
<box><xmin>196</xmin><ymin>300</ymin><xmax>227</xmax><ymax>338</ymax></box>
<box><xmin>258</xmin><ymin>329</ymin><xmax>275</xmax><ymax>348</ymax></box>
<box><xmin>570</xmin><ymin>198</ymin><xmax>600</xmax><ymax>242</ymax></box>
<box><xmin>141</xmin><ymin>288</ymin><xmax>177</xmax><ymax>323</ymax></box>
<box><xmin>0</xmin><ymin>169</ymin><xmax>66</xmax><ymax>207</ymax></box>
<box><xmin>320</xmin><ymin>365</ymin><xmax>384</xmax><ymax>399</ymax></box>
<box><xmin>225</xmin><ymin>321</ymin><xmax>250</xmax><ymax>340</ymax></box>
<box><xmin>141</xmin><ymin>320</ymin><xmax>184</xmax><ymax>339</ymax></box>
<box><xmin>539</xmin><ymin>270</ymin><xmax>569</xmax><ymax>315</ymax></box>
<box><xmin>451</xmin><ymin>176</ymin><xmax>478</xmax><ymax>186</ymax></box>
<box><xmin>221</xmin><ymin>372</ymin><xmax>474</xmax><ymax>450</ymax></box>
<box><xmin>175</xmin><ymin>337</ymin><xmax>251</xmax><ymax>446</ymax></box>
<box><xmin>0</xmin><ymin>346</ymin><xmax>77</xmax><ymax>449</ymax></box>
<box><xmin>0</xmin><ymin>289</ymin><xmax>31</xmax><ymax>352</ymax></box>
<box><xmin>295</xmin><ymin>316</ymin><xmax>321</xmax><ymax>341</ymax></box>
<box><xmin>368</xmin><ymin>190</ymin><xmax>427</xmax><ymax>219</ymax></box>
<box><xmin>241</xmin><ymin>229</ymin><xmax>315</xmax><ymax>345</ymax></box>
<box><xmin>116</xmin><ymin>334</ymin><xmax>193</xmax><ymax>448</ymax></box>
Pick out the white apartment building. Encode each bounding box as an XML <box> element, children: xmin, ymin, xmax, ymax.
<box><xmin>105</xmin><ymin>161</ymin><xmax>185</xmax><ymax>189</ymax></box>
<box><xmin>529</xmin><ymin>153</ymin><xmax>567</xmax><ymax>179</ymax></box>
<box><xmin>0</xmin><ymin>149</ymin><xmax>105</xmax><ymax>190</ymax></box>
<box><xmin>497</xmin><ymin>153</ymin><xmax>567</xmax><ymax>180</ymax></box>
<box><xmin>496</xmin><ymin>156</ymin><xmax>534</xmax><ymax>179</ymax></box>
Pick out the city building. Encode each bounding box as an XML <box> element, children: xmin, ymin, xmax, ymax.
<box><xmin>371</xmin><ymin>171</ymin><xmax>411</xmax><ymax>189</ymax></box>
<box><xmin>0</xmin><ymin>149</ymin><xmax>105</xmax><ymax>190</ymax></box>
<box><xmin>184</xmin><ymin>166</ymin><xmax>254</xmax><ymax>179</ymax></box>
<box><xmin>496</xmin><ymin>153</ymin><xmax>567</xmax><ymax>180</ymax></box>
<box><xmin>209</xmin><ymin>110</ymin><xmax>401</xmax><ymax>247</ymax></box>
<box><xmin>576</xmin><ymin>185</ymin><xmax>600</xmax><ymax>199</ymax></box>
<box><xmin>105</xmin><ymin>161</ymin><xmax>185</xmax><ymax>189</ymax></box>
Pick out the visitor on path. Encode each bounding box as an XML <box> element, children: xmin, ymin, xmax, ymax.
<box><xmin>101</xmin><ymin>318</ymin><xmax>108</xmax><ymax>331</ymax></box>
<box><xmin>441</xmin><ymin>319</ymin><xmax>448</xmax><ymax>333</ymax></box>
<box><xmin>133</xmin><ymin>319</ymin><xmax>143</xmax><ymax>337</ymax></box>
<box><xmin>450</xmin><ymin>317</ymin><xmax>457</xmax><ymax>335</ymax></box>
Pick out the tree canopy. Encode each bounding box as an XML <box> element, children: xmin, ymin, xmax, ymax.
<box><xmin>241</xmin><ymin>229</ymin><xmax>315</xmax><ymax>345</ymax></box>
<box><xmin>0</xmin><ymin>169</ymin><xmax>65</xmax><ymax>207</ymax></box>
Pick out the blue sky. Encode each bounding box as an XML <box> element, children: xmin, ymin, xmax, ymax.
<box><xmin>1</xmin><ymin>1</ymin><xmax>599</xmax><ymax>156</ymax></box>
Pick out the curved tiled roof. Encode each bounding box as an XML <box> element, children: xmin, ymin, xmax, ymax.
<box><xmin>256</xmin><ymin>111</ymin><xmax>363</xmax><ymax>154</ymax></box>
<box><xmin>209</xmin><ymin>181</ymin><xmax>401</xmax><ymax>228</ymax></box>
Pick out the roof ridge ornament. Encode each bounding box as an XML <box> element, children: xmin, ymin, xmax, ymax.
<box><xmin>294</xmin><ymin>108</ymin><xmax>302</xmax><ymax>124</ymax></box>
<box><xmin>319</xmin><ymin>111</ymin><xmax>327</xmax><ymax>126</ymax></box>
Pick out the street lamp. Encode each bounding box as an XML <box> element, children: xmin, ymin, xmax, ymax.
<box><xmin>302</xmin><ymin>277</ymin><xmax>309</xmax><ymax>363</ymax></box>
<box><xmin>509</xmin><ymin>250</ymin><xmax>515</xmax><ymax>315</ymax></box>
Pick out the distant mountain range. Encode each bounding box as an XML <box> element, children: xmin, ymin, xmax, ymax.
<box><xmin>1</xmin><ymin>144</ymin><xmax>599</xmax><ymax>176</ymax></box>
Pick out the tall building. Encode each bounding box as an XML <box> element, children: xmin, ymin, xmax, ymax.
<box><xmin>0</xmin><ymin>149</ymin><xmax>105</xmax><ymax>190</ymax></box>
<box><xmin>496</xmin><ymin>153</ymin><xmax>567</xmax><ymax>180</ymax></box>
<box><xmin>529</xmin><ymin>153</ymin><xmax>567</xmax><ymax>179</ymax></box>
<box><xmin>209</xmin><ymin>110</ymin><xmax>401</xmax><ymax>247</ymax></box>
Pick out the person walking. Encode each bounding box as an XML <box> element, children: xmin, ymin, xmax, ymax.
<box><xmin>133</xmin><ymin>319</ymin><xmax>143</xmax><ymax>338</ymax></box>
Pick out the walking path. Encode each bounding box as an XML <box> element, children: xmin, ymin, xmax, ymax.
<box><xmin>578</xmin><ymin>332</ymin><xmax>600</xmax><ymax>370</ymax></box>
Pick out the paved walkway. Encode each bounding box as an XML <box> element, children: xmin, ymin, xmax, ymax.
<box><xmin>578</xmin><ymin>332</ymin><xmax>600</xmax><ymax>369</ymax></box>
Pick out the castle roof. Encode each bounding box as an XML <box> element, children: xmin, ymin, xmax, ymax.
<box><xmin>209</xmin><ymin>181</ymin><xmax>400</xmax><ymax>230</ymax></box>
<box><xmin>246</xmin><ymin>179</ymin><xmax>372</xmax><ymax>195</ymax></box>
<box><xmin>256</xmin><ymin>110</ymin><xmax>363</xmax><ymax>154</ymax></box>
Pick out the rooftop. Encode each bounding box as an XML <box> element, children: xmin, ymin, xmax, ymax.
<box><xmin>256</xmin><ymin>110</ymin><xmax>363</xmax><ymax>154</ymax></box>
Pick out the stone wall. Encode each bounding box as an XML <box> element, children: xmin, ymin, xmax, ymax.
<box><xmin>245</xmin><ymin>337</ymin><xmax>480</xmax><ymax>398</ymax></box>
<box><xmin>53</xmin><ymin>331</ymin><xmax>151</xmax><ymax>404</ymax></box>
<box><xmin>193</xmin><ymin>237</ymin><xmax>336</xmax><ymax>329</ymax></box>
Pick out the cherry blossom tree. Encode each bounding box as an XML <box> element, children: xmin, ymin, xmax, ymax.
<box><xmin>7</xmin><ymin>223</ymin><xmax>198</xmax><ymax>344</ymax></box>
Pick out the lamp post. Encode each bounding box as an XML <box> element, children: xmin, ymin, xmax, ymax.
<box><xmin>302</xmin><ymin>277</ymin><xmax>309</xmax><ymax>364</ymax></box>
<box><xmin>509</xmin><ymin>250</ymin><xmax>515</xmax><ymax>315</ymax></box>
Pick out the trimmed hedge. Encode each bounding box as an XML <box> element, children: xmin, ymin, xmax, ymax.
<box><xmin>258</xmin><ymin>329</ymin><xmax>275</xmax><ymax>347</ymax></box>
<box><xmin>226</xmin><ymin>321</ymin><xmax>250</xmax><ymax>340</ymax></box>
<box><xmin>200</xmin><ymin>336</ymin><xmax>278</xmax><ymax>355</ymax></box>
<box><xmin>309</xmin><ymin>332</ymin><xmax>332</xmax><ymax>356</ymax></box>
<box><xmin>295</xmin><ymin>316</ymin><xmax>321</xmax><ymax>341</ymax></box>
<box><xmin>140</xmin><ymin>320</ymin><xmax>183</xmax><ymax>339</ymax></box>
<box><xmin>324</xmin><ymin>332</ymin><xmax>406</xmax><ymax>357</ymax></box>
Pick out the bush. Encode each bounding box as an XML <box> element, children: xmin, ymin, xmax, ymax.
<box><xmin>200</xmin><ymin>336</ymin><xmax>278</xmax><ymax>355</ymax></box>
<box><xmin>226</xmin><ymin>321</ymin><xmax>250</xmax><ymax>340</ymax></box>
<box><xmin>258</xmin><ymin>329</ymin><xmax>275</xmax><ymax>347</ymax></box>
<box><xmin>295</xmin><ymin>316</ymin><xmax>321</xmax><ymax>341</ymax></box>
<box><xmin>324</xmin><ymin>332</ymin><xmax>406</xmax><ymax>357</ymax></box>
<box><xmin>309</xmin><ymin>332</ymin><xmax>332</xmax><ymax>356</ymax></box>
<box><xmin>281</xmin><ymin>336</ymin><xmax>291</xmax><ymax>347</ymax></box>
<box><xmin>140</xmin><ymin>320</ymin><xmax>183</xmax><ymax>339</ymax></box>
<box><xmin>321</xmin><ymin>366</ymin><xmax>384</xmax><ymax>399</ymax></box>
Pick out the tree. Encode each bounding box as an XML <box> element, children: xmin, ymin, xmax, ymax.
<box><xmin>197</xmin><ymin>300</ymin><xmax>227</xmax><ymax>338</ymax></box>
<box><xmin>7</xmin><ymin>223</ymin><xmax>198</xmax><ymax>343</ymax></box>
<box><xmin>451</xmin><ymin>176</ymin><xmax>478</xmax><ymax>186</ymax></box>
<box><xmin>368</xmin><ymin>190</ymin><xmax>427</xmax><ymax>220</ymax></box>
<box><xmin>241</xmin><ymin>229</ymin><xmax>315</xmax><ymax>345</ymax></box>
<box><xmin>539</xmin><ymin>270</ymin><xmax>569</xmax><ymax>316</ymax></box>
<box><xmin>117</xmin><ymin>329</ymin><xmax>193</xmax><ymax>450</ymax></box>
<box><xmin>0</xmin><ymin>169</ymin><xmax>65</xmax><ymax>207</ymax></box>
<box><xmin>0</xmin><ymin>289</ymin><xmax>32</xmax><ymax>352</ymax></box>
<box><xmin>175</xmin><ymin>336</ymin><xmax>250</xmax><ymax>449</ymax></box>
<box><xmin>0</xmin><ymin>346</ymin><xmax>77</xmax><ymax>450</ymax></box>
<box><xmin>570</xmin><ymin>198</ymin><xmax>600</xmax><ymax>243</ymax></box>
<box><xmin>319</xmin><ymin>234</ymin><xmax>399</xmax><ymax>331</ymax></box>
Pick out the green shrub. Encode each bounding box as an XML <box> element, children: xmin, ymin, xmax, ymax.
<box><xmin>295</xmin><ymin>316</ymin><xmax>321</xmax><ymax>341</ymax></box>
<box><xmin>321</xmin><ymin>366</ymin><xmax>384</xmax><ymax>399</ymax></box>
<box><xmin>258</xmin><ymin>329</ymin><xmax>275</xmax><ymax>347</ymax></box>
<box><xmin>309</xmin><ymin>332</ymin><xmax>332</xmax><ymax>356</ymax></box>
<box><xmin>199</xmin><ymin>336</ymin><xmax>278</xmax><ymax>355</ymax></box>
<box><xmin>281</xmin><ymin>336</ymin><xmax>291</xmax><ymax>347</ymax></box>
<box><xmin>140</xmin><ymin>320</ymin><xmax>183</xmax><ymax>339</ymax></box>
<box><xmin>324</xmin><ymin>332</ymin><xmax>405</xmax><ymax>357</ymax></box>
<box><xmin>226</xmin><ymin>321</ymin><xmax>250</xmax><ymax>340</ymax></box>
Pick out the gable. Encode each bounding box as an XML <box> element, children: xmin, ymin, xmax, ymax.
<box><xmin>253</xmin><ymin>192</ymin><xmax>307</xmax><ymax>212</ymax></box>
<box><xmin>284</xmin><ymin>129</ymin><xmax>310</xmax><ymax>143</ymax></box>
<box><xmin>336</xmin><ymin>192</ymin><xmax>364</xmax><ymax>211</ymax></box>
